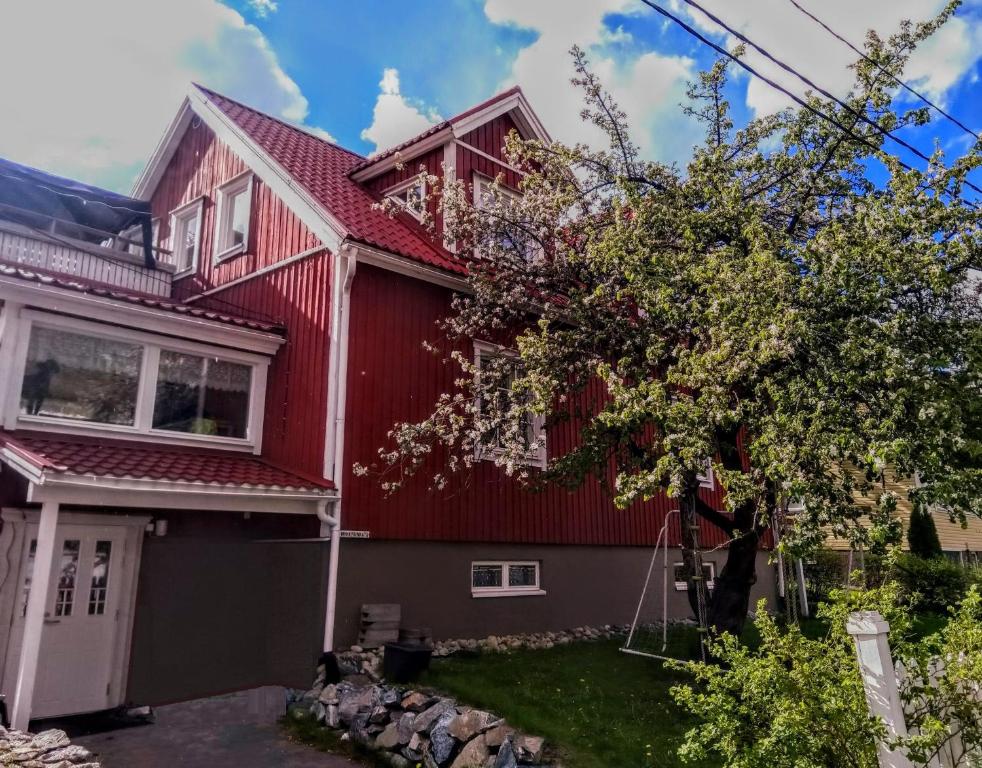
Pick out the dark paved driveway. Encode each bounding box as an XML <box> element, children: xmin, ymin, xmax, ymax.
<box><xmin>73</xmin><ymin>688</ymin><xmax>359</xmax><ymax>768</ymax></box>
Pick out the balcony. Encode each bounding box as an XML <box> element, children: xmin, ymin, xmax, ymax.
<box><xmin>0</xmin><ymin>205</ymin><xmax>174</xmax><ymax>297</ymax></box>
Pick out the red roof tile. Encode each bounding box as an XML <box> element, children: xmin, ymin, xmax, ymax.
<box><xmin>0</xmin><ymin>431</ymin><xmax>334</xmax><ymax>493</ymax></box>
<box><xmin>195</xmin><ymin>86</ymin><xmax>468</xmax><ymax>276</ymax></box>
<box><xmin>0</xmin><ymin>262</ymin><xmax>285</xmax><ymax>334</ymax></box>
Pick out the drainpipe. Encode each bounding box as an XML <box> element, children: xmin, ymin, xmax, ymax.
<box><xmin>322</xmin><ymin>245</ymin><xmax>357</xmax><ymax>652</ymax></box>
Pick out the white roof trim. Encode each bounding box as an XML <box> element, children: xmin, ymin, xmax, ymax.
<box><xmin>452</xmin><ymin>90</ymin><xmax>551</xmax><ymax>145</ymax></box>
<box><xmin>0</xmin><ymin>273</ymin><xmax>285</xmax><ymax>355</ymax></box>
<box><xmin>349</xmin><ymin>126</ymin><xmax>453</xmax><ymax>183</ymax></box>
<box><xmin>132</xmin><ymin>98</ymin><xmax>194</xmax><ymax>200</ymax></box>
<box><xmin>185</xmin><ymin>85</ymin><xmax>347</xmax><ymax>255</ymax></box>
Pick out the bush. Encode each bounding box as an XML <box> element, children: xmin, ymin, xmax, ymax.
<box><xmin>670</xmin><ymin>585</ymin><xmax>982</xmax><ymax>768</ymax></box>
<box><xmin>892</xmin><ymin>553</ymin><xmax>968</xmax><ymax>613</ymax></box>
<box><xmin>907</xmin><ymin>507</ymin><xmax>943</xmax><ymax>559</ymax></box>
<box><xmin>804</xmin><ymin>549</ymin><xmax>848</xmax><ymax>604</ymax></box>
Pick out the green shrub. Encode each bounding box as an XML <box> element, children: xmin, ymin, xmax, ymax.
<box><xmin>892</xmin><ymin>553</ymin><xmax>968</xmax><ymax>613</ymax></box>
<box><xmin>804</xmin><ymin>549</ymin><xmax>847</xmax><ymax>604</ymax></box>
<box><xmin>907</xmin><ymin>507</ymin><xmax>943</xmax><ymax>560</ymax></box>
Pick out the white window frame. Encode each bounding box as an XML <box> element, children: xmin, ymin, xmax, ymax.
<box><xmin>473</xmin><ymin>340</ymin><xmax>546</xmax><ymax>469</ymax></box>
<box><xmin>471</xmin><ymin>560</ymin><xmax>545</xmax><ymax>598</ymax></box>
<box><xmin>213</xmin><ymin>171</ymin><xmax>254</xmax><ymax>263</ymax></box>
<box><xmin>385</xmin><ymin>177</ymin><xmax>426</xmax><ymax>222</ymax></box>
<box><xmin>697</xmin><ymin>460</ymin><xmax>715</xmax><ymax>490</ymax></box>
<box><xmin>472</xmin><ymin>172</ymin><xmax>541</xmax><ymax>263</ymax></box>
<box><xmin>168</xmin><ymin>197</ymin><xmax>204</xmax><ymax>277</ymax></box>
<box><xmin>673</xmin><ymin>561</ymin><xmax>716</xmax><ymax>592</ymax></box>
<box><xmin>118</xmin><ymin>219</ymin><xmax>160</xmax><ymax>259</ymax></box>
<box><xmin>4</xmin><ymin>310</ymin><xmax>269</xmax><ymax>453</ymax></box>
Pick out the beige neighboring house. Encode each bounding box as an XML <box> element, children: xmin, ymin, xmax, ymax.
<box><xmin>823</xmin><ymin>475</ymin><xmax>982</xmax><ymax>566</ymax></box>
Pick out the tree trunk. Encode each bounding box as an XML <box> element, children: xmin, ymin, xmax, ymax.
<box><xmin>706</xmin><ymin>523</ymin><xmax>761</xmax><ymax>637</ymax></box>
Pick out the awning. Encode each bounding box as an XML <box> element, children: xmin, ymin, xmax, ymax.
<box><xmin>0</xmin><ymin>156</ymin><xmax>156</xmax><ymax>267</ymax></box>
<box><xmin>0</xmin><ymin>430</ymin><xmax>336</xmax><ymax>515</ymax></box>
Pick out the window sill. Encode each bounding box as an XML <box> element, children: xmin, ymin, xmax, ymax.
<box><xmin>471</xmin><ymin>589</ymin><xmax>547</xmax><ymax>599</ymax></box>
<box><xmin>16</xmin><ymin>416</ymin><xmax>256</xmax><ymax>452</ymax></box>
<box><xmin>476</xmin><ymin>447</ymin><xmax>546</xmax><ymax>470</ymax></box>
<box><xmin>214</xmin><ymin>243</ymin><xmax>246</xmax><ymax>263</ymax></box>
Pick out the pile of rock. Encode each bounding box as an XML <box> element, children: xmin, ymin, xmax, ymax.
<box><xmin>289</xmin><ymin>680</ymin><xmax>549</xmax><ymax>767</ymax></box>
<box><xmin>431</xmin><ymin>624</ymin><xmax>630</xmax><ymax>658</ymax></box>
<box><xmin>0</xmin><ymin>726</ymin><xmax>99</xmax><ymax>767</ymax></box>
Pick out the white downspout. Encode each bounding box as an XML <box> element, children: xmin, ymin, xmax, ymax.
<box><xmin>322</xmin><ymin>244</ymin><xmax>357</xmax><ymax>652</ymax></box>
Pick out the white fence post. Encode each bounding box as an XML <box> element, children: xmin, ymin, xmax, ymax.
<box><xmin>846</xmin><ymin>611</ymin><xmax>914</xmax><ymax>768</ymax></box>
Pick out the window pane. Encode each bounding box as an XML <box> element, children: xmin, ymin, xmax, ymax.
<box><xmin>54</xmin><ymin>539</ymin><xmax>80</xmax><ymax>617</ymax></box>
<box><xmin>472</xmin><ymin>564</ymin><xmax>503</xmax><ymax>589</ymax></box>
<box><xmin>508</xmin><ymin>564</ymin><xmax>537</xmax><ymax>588</ymax></box>
<box><xmin>20</xmin><ymin>326</ymin><xmax>142</xmax><ymax>425</ymax></box>
<box><xmin>177</xmin><ymin>212</ymin><xmax>198</xmax><ymax>270</ymax></box>
<box><xmin>88</xmin><ymin>540</ymin><xmax>113</xmax><ymax>616</ymax></box>
<box><xmin>228</xmin><ymin>188</ymin><xmax>249</xmax><ymax>248</ymax></box>
<box><xmin>153</xmin><ymin>350</ymin><xmax>251</xmax><ymax>438</ymax></box>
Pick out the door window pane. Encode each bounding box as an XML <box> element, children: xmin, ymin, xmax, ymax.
<box><xmin>21</xmin><ymin>539</ymin><xmax>37</xmax><ymax>617</ymax></box>
<box><xmin>54</xmin><ymin>540</ymin><xmax>80</xmax><ymax>617</ymax></box>
<box><xmin>20</xmin><ymin>326</ymin><xmax>142</xmax><ymax>425</ymax></box>
<box><xmin>152</xmin><ymin>350</ymin><xmax>251</xmax><ymax>438</ymax></box>
<box><xmin>88</xmin><ymin>541</ymin><xmax>113</xmax><ymax>615</ymax></box>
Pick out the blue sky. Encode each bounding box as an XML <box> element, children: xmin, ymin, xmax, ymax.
<box><xmin>1</xmin><ymin>0</ymin><xmax>980</xmax><ymax>198</ymax></box>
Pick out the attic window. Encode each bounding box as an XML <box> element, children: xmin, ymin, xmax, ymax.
<box><xmin>473</xmin><ymin>173</ymin><xmax>538</xmax><ymax>263</ymax></box>
<box><xmin>214</xmin><ymin>172</ymin><xmax>253</xmax><ymax>261</ymax></box>
<box><xmin>386</xmin><ymin>179</ymin><xmax>426</xmax><ymax>221</ymax></box>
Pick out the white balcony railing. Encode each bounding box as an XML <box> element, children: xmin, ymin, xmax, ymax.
<box><xmin>0</xmin><ymin>215</ymin><xmax>174</xmax><ymax>297</ymax></box>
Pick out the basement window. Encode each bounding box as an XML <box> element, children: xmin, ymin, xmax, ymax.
<box><xmin>214</xmin><ymin>172</ymin><xmax>253</xmax><ymax>261</ymax></box>
<box><xmin>472</xmin><ymin>561</ymin><xmax>545</xmax><ymax>598</ymax></box>
<box><xmin>673</xmin><ymin>561</ymin><xmax>716</xmax><ymax>592</ymax></box>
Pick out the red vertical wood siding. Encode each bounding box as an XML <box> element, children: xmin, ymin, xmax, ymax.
<box><xmin>456</xmin><ymin>114</ymin><xmax>524</xmax><ymax>192</ymax></box>
<box><xmin>149</xmin><ymin>121</ymin><xmax>332</xmax><ymax>478</ymax></box>
<box><xmin>149</xmin><ymin>120</ymin><xmax>321</xmax><ymax>301</ymax></box>
<box><xmin>342</xmin><ymin>264</ymin><xmax>731</xmax><ymax>547</ymax></box>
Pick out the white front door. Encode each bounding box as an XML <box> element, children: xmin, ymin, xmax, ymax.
<box><xmin>3</xmin><ymin>521</ymin><xmax>132</xmax><ymax>718</ymax></box>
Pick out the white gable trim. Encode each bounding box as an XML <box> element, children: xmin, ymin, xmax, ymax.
<box><xmin>452</xmin><ymin>90</ymin><xmax>551</xmax><ymax>145</ymax></box>
<box><xmin>349</xmin><ymin>126</ymin><xmax>453</xmax><ymax>183</ymax></box>
<box><xmin>131</xmin><ymin>98</ymin><xmax>194</xmax><ymax>200</ymax></box>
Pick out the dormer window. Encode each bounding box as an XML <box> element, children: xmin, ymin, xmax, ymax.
<box><xmin>386</xmin><ymin>178</ymin><xmax>426</xmax><ymax>221</ymax></box>
<box><xmin>169</xmin><ymin>198</ymin><xmax>203</xmax><ymax>275</ymax></box>
<box><xmin>214</xmin><ymin>172</ymin><xmax>253</xmax><ymax>261</ymax></box>
<box><xmin>473</xmin><ymin>173</ymin><xmax>538</xmax><ymax>263</ymax></box>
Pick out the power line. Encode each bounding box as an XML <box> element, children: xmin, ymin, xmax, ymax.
<box><xmin>784</xmin><ymin>0</ymin><xmax>981</xmax><ymax>143</ymax></box>
<box><xmin>637</xmin><ymin>0</ymin><xmax>979</xmax><ymax>210</ymax></box>
<box><xmin>675</xmin><ymin>0</ymin><xmax>982</xmax><ymax>200</ymax></box>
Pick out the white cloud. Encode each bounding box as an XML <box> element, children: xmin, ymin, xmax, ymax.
<box><xmin>360</xmin><ymin>68</ymin><xmax>442</xmax><ymax>154</ymax></box>
<box><xmin>483</xmin><ymin>0</ymin><xmax>700</xmax><ymax>164</ymax></box>
<box><xmin>0</xmin><ymin>0</ymin><xmax>328</xmax><ymax>192</ymax></box>
<box><xmin>247</xmin><ymin>0</ymin><xmax>278</xmax><ymax>17</ymax></box>
<box><xmin>676</xmin><ymin>1</ymin><xmax>982</xmax><ymax>116</ymax></box>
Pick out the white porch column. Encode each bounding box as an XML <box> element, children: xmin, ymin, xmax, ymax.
<box><xmin>10</xmin><ymin>500</ymin><xmax>59</xmax><ymax>731</ymax></box>
<box><xmin>846</xmin><ymin>611</ymin><xmax>914</xmax><ymax>768</ymax></box>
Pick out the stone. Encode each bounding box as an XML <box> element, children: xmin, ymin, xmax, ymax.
<box><xmin>375</xmin><ymin>722</ymin><xmax>404</xmax><ymax>751</ymax></box>
<box><xmin>414</xmin><ymin>698</ymin><xmax>456</xmax><ymax>733</ymax></box>
<box><xmin>396</xmin><ymin>711</ymin><xmax>416</xmax><ymax>743</ymax></box>
<box><xmin>450</xmin><ymin>735</ymin><xmax>489</xmax><ymax>768</ymax></box>
<box><xmin>326</xmin><ymin>704</ymin><xmax>340</xmax><ymax>728</ymax></box>
<box><xmin>350</xmin><ymin>645</ymin><xmax>364</xmax><ymax>653</ymax></box>
<box><xmin>318</xmin><ymin>684</ymin><xmax>339</xmax><ymax>704</ymax></box>
<box><xmin>494</xmin><ymin>737</ymin><xmax>518</xmax><ymax>768</ymax></box>
<box><xmin>483</xmin><ymin>723</ymin><xmax>514</xmax><ymax>749</ymax></box>
<box><xmin>429</xmin><ymin>710</ymin><xmax>458</xmax><ymax>765</ymax></box>
<box><xmin>338</xmin><ymin>685</ymin><xmax>375</xmax><ymax>723</ymax></box>
<box><xmin>30</xmin><ymin>731</ymin><xmax>69</xmax><ymax>753</ymax></box>
<box><xmin>401</xmin><ymin>691</ymin><xmax>431</xmax><ymax>711</ymax></box>
<box><xmin>514</xmin><ymin>735</ymin><xmax>545</xmax><ymax>764</ymax></box>
<box><xmin>404</xmin><ymin>731</ymin><xmax>426</xmax><ymax>760</ymax></box>
<box><xmin>309</xmin><ymin>700</ymin><xmax>327</xmax><ymax>723</ymax></box>
<box><xmin>379</xmin><ymin>687</ymin><xmax>401</xmax><ymax>707</ymax></box>
<box><xmin>448</xmin><ymin>710</ymin><xmax>496</xmax><ymax>742</ymax></box>
<box><xmin>369</xmin><ymin>705</ymin><xmax>390</xmax><ymax>725</ymax></box>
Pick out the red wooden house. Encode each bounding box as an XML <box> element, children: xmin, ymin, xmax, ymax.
<box><xmin>0</xmin><ymin>85</ymin><xmax>776</xmax><ymax>727</ymax></box>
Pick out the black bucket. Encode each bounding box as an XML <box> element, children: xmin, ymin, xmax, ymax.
<box><xmin>382</xmin><ymin>642</ymin><xmax>433</xmax><ymax>683</ymax></box>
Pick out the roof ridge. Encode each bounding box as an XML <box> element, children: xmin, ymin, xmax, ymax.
<box><xmin>192</xmin><ymin>83</ymin><xmax>366</xmax><ymax>161</ymax></box>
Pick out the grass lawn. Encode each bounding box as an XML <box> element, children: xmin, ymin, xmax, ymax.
<box><xmin>419</xmin><ymin>631</ymin><xmax>711</xmax><ymax>768</ymax></box>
